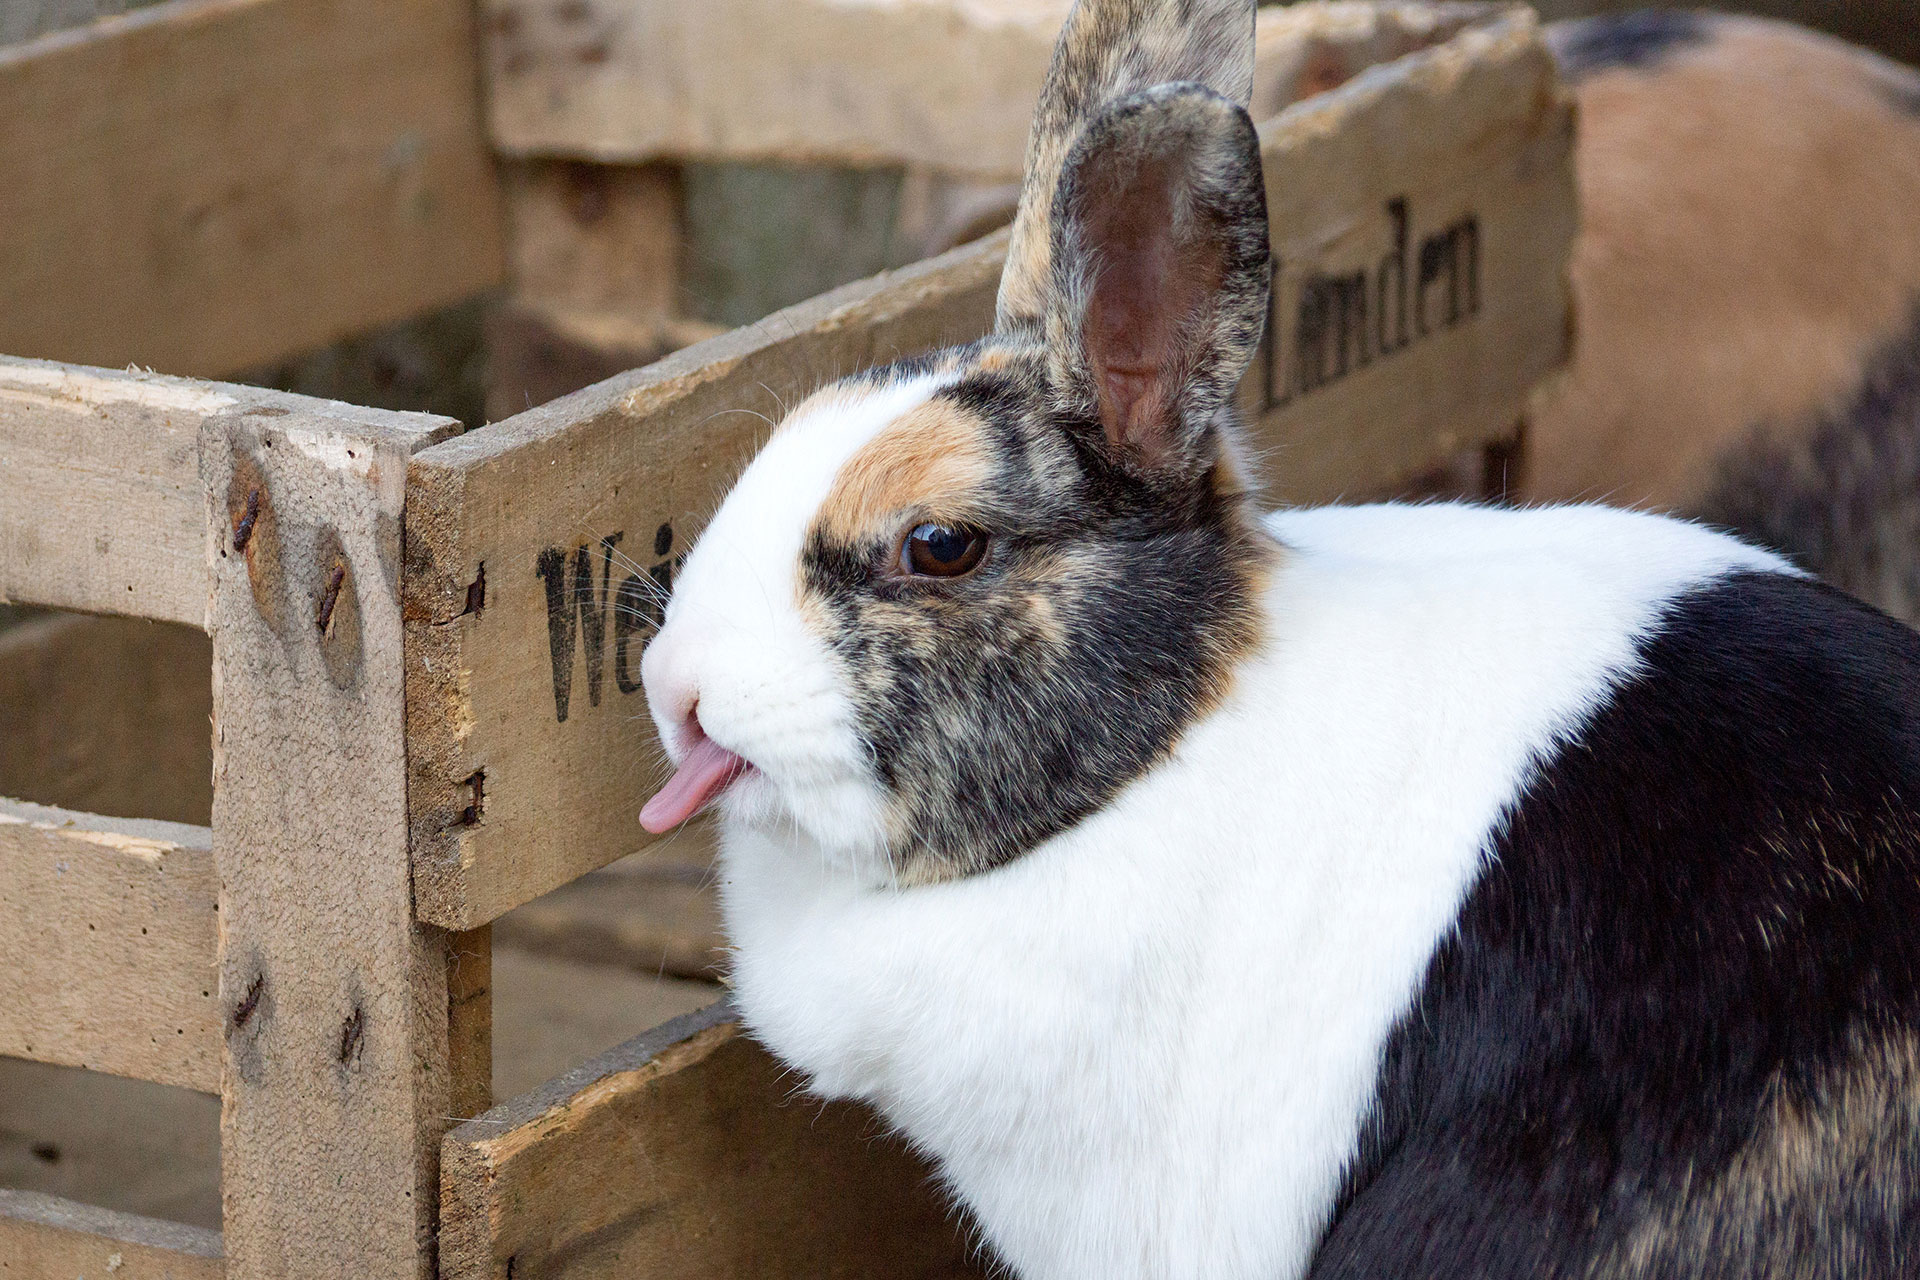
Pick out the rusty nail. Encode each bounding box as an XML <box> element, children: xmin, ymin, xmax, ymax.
<box><xmin>232</xmin><ymin>488</ymin><xmax>260</xmax><ymax>552</ymax></box>
<box><xmin>317</xmin><ymin>561</ymin><xmax>347</xmax><ymax>633</ymax></box>
<box><xmin>230</xmin><ymin>973</ymin><xmax>265</xmax><ymax>1031</ymax></box>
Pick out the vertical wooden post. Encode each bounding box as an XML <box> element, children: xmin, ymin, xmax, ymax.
<box><xmin>201</xmin><ymin>403</ymin><xmax>481</xmax><ymax>1279</ymax></box>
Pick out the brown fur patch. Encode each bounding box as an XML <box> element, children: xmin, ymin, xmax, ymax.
<box><xmin>1589</xmin><ymin>1028</ymin><xmax>1920</xmax><ymax>1278</ymax></box>
<box><xmin>812</xmin><ymin>399</ymin><xmax>998</xmax><ymax>548</ymax></box>
<box><xmin>1524</xmin><ymin>16</ymin><xmax>1920</xmax><ymax>513</ymax></box>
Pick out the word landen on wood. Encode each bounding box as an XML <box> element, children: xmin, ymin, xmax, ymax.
<box><xmin>1258</xmin><ymin>196</ymin><xmax>1482</xmax><ymax>412</ymax></box>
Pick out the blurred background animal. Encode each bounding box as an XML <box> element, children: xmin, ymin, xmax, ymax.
<box><xmin>1525</xmin><ymin>10</ymin><xmax>1920</xmax><ymax>625</ymax></box>
<box><xmin>924</xmin><ymin>9</ymin><xmax>1920</xmax><ymax>626</ymax></box>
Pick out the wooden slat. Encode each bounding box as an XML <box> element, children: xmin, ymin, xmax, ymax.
<box><xmin>201</xmin><ymin>402</ymin><xmax>482</xmax><ymax>1278</ymax></box>
<box><xmin>1</xmin><ymin>358</ymin><xmax>232</xmax><ymax>626</ymax></box>
<box><xmin>0</xmin><ymin>355</ymin><xmax>487</xmax><ymax>628</ymax></box>
<box><xmin>0</xmin><ymin>613</ymin><xmax>213</xmax><ymax>827</ymax></box>
<box><xmin>0</xmin><ymin>0</ymin><xmax>504</xmax><ymax>379</ymax></box>
<box><xmin>481</xmin><ymin>0</ymin><xmax>1492</xmax><ymax>176</ymax></box>
<box><xmin>1244</xmin><ymin>6</ymin><xmax>1576</xmax><ymax>497</ymax></box>
<box><xmin>442</xmin><ymin>1002</ymin><xmax>985</xmax><ymax>1280</ymax></box>
<box><xmin>0</xmin><ymin>1190</ymin><xmax>221</xmax><ymax>1280</ymax></box>
<box><xmin>405</xmin><ymin>4</ymin><xmax>1574</xmax><ymax>930</ymax></box>
<box><xmin>0</xmin><ymin>799</ymin><xmax>219</xmax><ymax>1093</ymax></box>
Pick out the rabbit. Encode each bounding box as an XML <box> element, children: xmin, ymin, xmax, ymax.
<box><xmin>1523</xmin><ymin>10</ymin><xmax>1920</xmax><ymax>626</ymax></box>
<box><xmin>636</xmin><ymin>0</ymin><xmax>1920</xmax><ymax>1276</ymax></box>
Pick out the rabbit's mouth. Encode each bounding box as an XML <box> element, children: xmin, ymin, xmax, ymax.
<box><xmin>641</xmin><ymin>728</ymin><xmax>754</xmax><ymax>833</ymax></box>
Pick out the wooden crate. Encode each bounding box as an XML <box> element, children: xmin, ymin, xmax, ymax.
<box><xmin>0</xmin><ymin>3</ymin><xmax>1575</xmax><ymax>1277</ymax></box>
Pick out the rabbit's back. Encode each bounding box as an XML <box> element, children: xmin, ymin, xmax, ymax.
<box><xmin>1302</xmin><ymin>514</ymin><xmax>1920</xmax><ymax>1279</ymax></box>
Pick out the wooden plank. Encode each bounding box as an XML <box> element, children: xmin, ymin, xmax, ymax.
<box><xmin>1241</xmin><ymin>6</ymin><xmax>1576</xmax><ymax>496</ymax></box>
<box><xmin>0</xmin><ymin>355</ymin><xmax>489</xmax><ymax>628</ymax></box>
<box><xmin>0</xmin><ymin>613</ymin><xmax>212</xmax><ymax>826</ymax></box>
<box><xmin>0</xmin><ymin>799</ymin><xmax>219</xmax><ymax>1093</ymax></box>
<box><xmin>0</xmin><ymin>1190</ymin><xmax>221</xmax><ymax>1280</ymax></box>
<box><xmin>481</xmin><ymin>0</ymin><xmax>1493</xmax><ymax>175</ymax></box>
<box><xmin>0</xmin><ymin>358</ymin><xmax>232</xmax><ymax>626</ymax></box>
<box><xmin>442</xmin><ymin>1002</ymin><xmax>985</xmax><ymax>1280</ymax></box>
<box><xmin>0</xmin><ymin>0</ymin><xmax>504</xmax><ymax>380</ymax></box>
<box><xmin>493</xmin><ymin>840</ymin><xmax>726</xmax><ymax>982</ymax></box>
<box><xmin>405</xmin><ymin>5</ymin><xmax>1573</xmax><ymax>930</ymax></box>
<box><xmin>201</xmin><ymin>402</ymin><xmax>480</xmax><ymax>1278</ymax></box>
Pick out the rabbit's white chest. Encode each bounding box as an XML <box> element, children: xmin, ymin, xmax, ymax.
<box><xmin>716</xmin><ymin>503</ymin><xmax>1790</xmax><ymax>1280</ymax></box>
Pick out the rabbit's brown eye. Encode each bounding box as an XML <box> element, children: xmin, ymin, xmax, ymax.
<box><xmin>902</xmin><ymin>523</ymin><xmax>988</xmax><ymax>578</ymax></box>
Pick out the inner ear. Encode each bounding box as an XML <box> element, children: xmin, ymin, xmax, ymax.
<box><xmin>1047</xmin><ymin>86</ymin><xmax>1269</xmax><ymax>479</ymax></box>
<box><xmin>1078</xmin><ymin>153</ymin><xmax>1230</xmax><ymax>466</ymax></box>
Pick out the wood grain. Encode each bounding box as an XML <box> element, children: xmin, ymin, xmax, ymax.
<box><xmin>0</xmin><ymin>1190</ymin><xmax>221</xmax><ymax>1280</ymax></box>
<box><xmin>201</xmin><ymin>399</ymin><xmax>476</xmax><ymax>1278</ymax></box>
<box><xmin>0</xmin><ymin>799</ymin><xmax>219</xmax><ymax>1093</ymax></box>
<box><xmin>0</xmin><ymin>0</ymin><xmax>503</xmax><ymax>379</ymax></box>
<box><xmin>442</xmin><ymin>1002</ymin><xmax>986</xmax><ymax>1280</ymax></box>
<box><xmin>404</xmin><ymin>4</ymin><xmax>1574</xmax><ymax>932</ymax></box>
<box><xmin>481</xmin><ymin>0</ymin><xmax>1496</xmax><ymax>175</ymax></box>
<box><xmin>0</xmin><ymin>613</ymin><xmax>213</xmax><ymax>827</ymax></box>
<box><xmin>0</xmin><ymin>358</ymin><xmax>229</xmax><ymax>626</ymax></box>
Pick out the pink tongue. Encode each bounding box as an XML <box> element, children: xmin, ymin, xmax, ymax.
<box><xmin>641</xmin><ymin>733</ymin><xmax>749</xmax><ymax>833</ymax></box>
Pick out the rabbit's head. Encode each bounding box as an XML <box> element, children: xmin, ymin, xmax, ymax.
<box><xmin>641</xmin><ymin>0</ymin><xmax>1274</xmax><ymax>884</ymax></box>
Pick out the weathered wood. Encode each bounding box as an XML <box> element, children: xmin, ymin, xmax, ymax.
<box><xmin>0</xmin><ymin>799</ymin><xmax>219</xmax><ymax>1093</ymax></box>
<box><xmin>1</xmin><ymin>358</ymin><xmax>229</xmax><ymax>626</ymax></box>
<box><xmin>481</xmin><ymin>0</ymin><xmax>1493</xmax><ymax>175</ymax></box>
<box><xmin>1241</xmin><ymin>6</ymin><xmax>1575</xmax><ymax>497</ymax></box>
<box><xmin>483</xmin><ymin>0</ymin><xmax>1065</xmax><ymax>175</ymax></box>
<box><xmin>0</xmin><ymin>0</ymin><xmax>503</xmax><ymax>379</ymax></box>
<box><xmin>0</xmin><ymin>1058</ymin><xmax>221</xmax><ymax>1233</ymax></box>
<box><xmin>406</xmin><ymin>4</ymin><xmax>1574</xmax><ymax>931</ymax></box>
<box><xmin>0</xmin><ymin>612</ymin><xmax>212</xmax><ymax>826</ymax></box>
<box><xmin>442</xmin><ymin>1002</ymin><xmax>985</xmax><ymax>1280</ymax></box>
<box><xmin>0</xmin><ymin>1191</ymin><xmax>221</xmax><ymax>1280</ymax></box>
<box><xmin>202</xmin><ymin>401</ymin><xmax>476</xmax><ymax>1278</ymax></box>
<box><xmin>493</xmin><ymin>839</ymin><xmax>726</xmax><ymax>982</ymax></box>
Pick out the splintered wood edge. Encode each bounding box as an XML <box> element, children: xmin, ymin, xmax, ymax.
<box><xmin>0</xmin><ymin>1190</ymin><xmax>223</xmax><ymax>1277</ymax></box>
<box><xmin>0</xmin><ymin>797</ymin><xmax>220</xmax><ymax>1093</ymax></box>
<box><xmin>446</xmin><ymin>999</ymin><xmax>738</xmax><ymax>1155</ymax></box>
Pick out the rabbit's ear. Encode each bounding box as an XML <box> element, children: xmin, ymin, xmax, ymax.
<box><xmin>1044</xmin><ymin>85</ymin><xmax>1269</xmax><ymax>477</ymax></box>
<box><xmin>997</xmin><ymin>0</ymin><xmax>1256</xmax><ymax>334</ymax></box>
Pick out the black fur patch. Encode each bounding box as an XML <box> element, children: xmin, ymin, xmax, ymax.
<box><xmin>802</xmin><ymin>347</ymin><xmax>1269</xmax><ymax>879</ymax></box>
<box><xmin>1547</xmin><ymin>10</ymin><xmax>1713</xmax><ymax>80</ymax></box>
<box><xmin>1700</xmin><ymin>302</ymin><xmax>1920</xmax><ymax>626</ymax></box>
<box><xmin>1311</xmin><ymin>572</ymin><xmax>1920</xmax><ymax>1278</ymax></box>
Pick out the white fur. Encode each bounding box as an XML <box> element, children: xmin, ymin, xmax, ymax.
<box><xmin>643</xmin><ymin>373</ymin><xmax>950</xmax><ymax>868</ymax></box>
<box><xmin>651</xmin><ymin>452</ymin><xmax>1792</xmax><ymax>1278</ymax></box>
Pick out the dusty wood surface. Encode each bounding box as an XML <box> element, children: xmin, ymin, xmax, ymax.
<box><xmin>405</xmin><ymin>4</ymin><xmax>1573</xmax><ymax>931</ymax></box>
<box><xmin>1240</xmin><ymin>6</ymin><xmax>1575</xmax><ymax>497</ymax></box>
<box><xmin>493</xmin><ymin>838</ymin><xmax>725</xmax><ymax>982</ymax></box>
<box><xmin>0</xmin><ymin>1191</ymin><xmax>221</xmax><ymax>1280</ymax></box>
<box><xmin>0</xmin><ymin>0</ymin><xmax>503</xmax><ymax>379</ymax></box>
<box><xmin>0</xmin><ymin>1057</ymin><xmax>222</xmax><ymax>1230</ymax></box>
<box><xmin>481</xmin><ymin>0</ymin><xmax>1493</xmax><ymax>175</ymax></box>
<box><xmin>0</xmin><ymin>799</ymin><xmax>218</xmax><ymax>1093</ymax></box>
<box><xmin>486</xmin><ymin>947</ymin><xmax>719</xmax><ymax>1100</ymax></box>
<box><xmin>1</xmin><ymin>358</ymin><xmax>229</xmax><ymax>626</ymax></box>
<box><xmin>442</xmin><ymin>1002</ymin><xmax>985</xmax><ymax>1280</ymax></box>
<box><xmin>0</xmin><ymin>612</ymin><xmax>213</xmax><ymax>826</ymax></box>
<box><xmin>202</xmin><ymin>400</ymin><xmax>479</xmax><ymax>1279</ymax></box>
